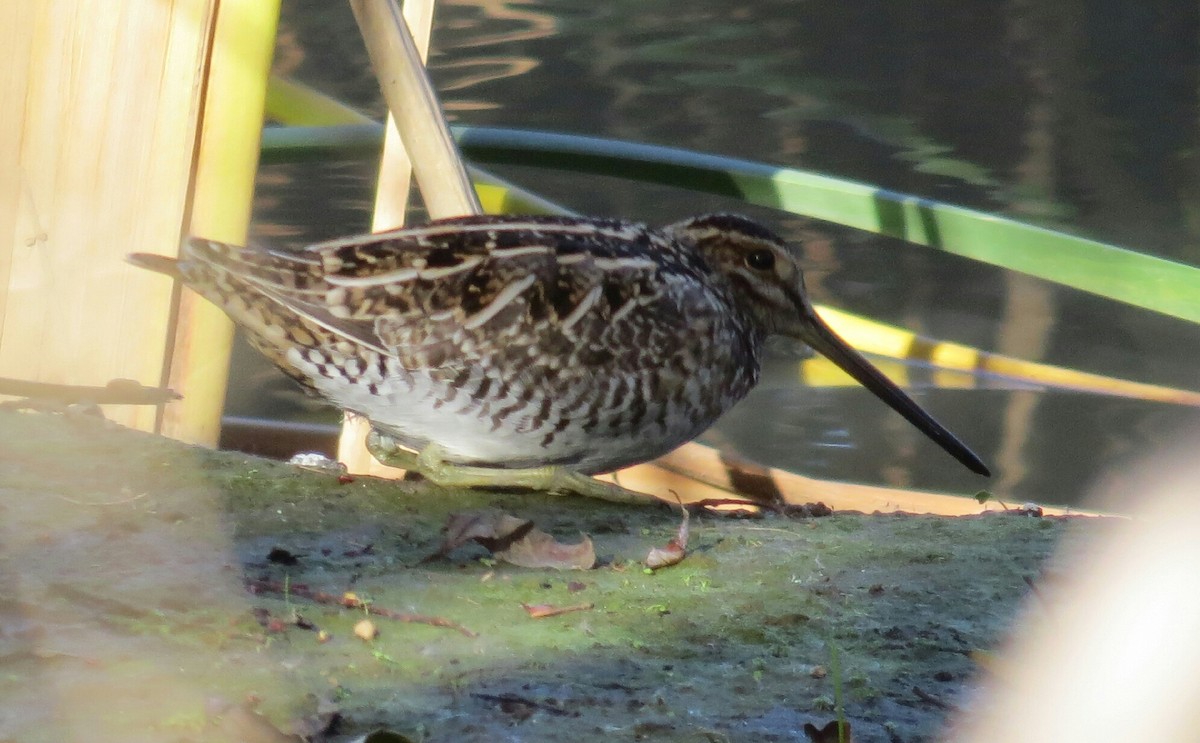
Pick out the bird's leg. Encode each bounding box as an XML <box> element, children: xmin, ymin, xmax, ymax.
<box><xmin>415</xmin><ymin>446</ymin><xmax>660</xmax><ymax>506</ymax></box>
<box><xmin>364</xmin><ymin>429</ymin><xmax>423</xmax><ymax>471</ymax></box>
<box><xmin>366</xmin><ymin>429</ymin><xmax>660</xmax><ymax>506</ymax></box>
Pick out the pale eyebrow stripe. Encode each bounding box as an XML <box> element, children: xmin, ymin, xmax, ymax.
<box><xmin>593</xmin><ymin>256</ymin><xmax>659</xmax><ymax>271</ymax></box>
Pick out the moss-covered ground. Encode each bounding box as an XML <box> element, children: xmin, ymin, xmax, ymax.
<box><xmin>0</xmin><ymin>410</ymin><xmax>1082</xmax><ymax>742</ymax></box>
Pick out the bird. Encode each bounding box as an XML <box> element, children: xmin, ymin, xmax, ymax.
<box><xmin>129</xmin><ymin>213</ymin><xmax>989</xmax><ymax>502</ymax></box>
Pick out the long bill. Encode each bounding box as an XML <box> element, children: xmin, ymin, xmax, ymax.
<box><xmin>790</xmin><ymin>293</ymin><xmax>991</xmax><ymax>477</ymax></box>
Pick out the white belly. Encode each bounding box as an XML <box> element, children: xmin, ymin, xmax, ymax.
<box><xmin>289</xmin><ymin>351</ymin><xmax>743</xmax><ymax>474</ymax></box>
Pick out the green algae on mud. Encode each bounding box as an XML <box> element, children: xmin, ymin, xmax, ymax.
<box><xmin>0</xmin><ymin>410</ymin><xmax>1074</xmax><ymax>742</ymax></box>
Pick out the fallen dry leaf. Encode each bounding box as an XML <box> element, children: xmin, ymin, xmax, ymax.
<box><xmin>645</xmin><ymin>506</ymin><xmax>690</xmax><ymax>570</ymax></box>
<box><xmin>436</xmin><ymin>510</ymin><xmax>535</xmax><ymax>555</ymax></box>
<box><xmin>432</xmin><ymin>510</ymin><xmax>596</xmax><ymax>570</ymax></box>
<box><xmin>500</xmin><ymin>530</ymin><xmax>596</xmax><ymax>570</ymax></box>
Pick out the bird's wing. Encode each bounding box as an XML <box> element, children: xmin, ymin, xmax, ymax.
<box><xmin>175</xmin><ymin>215</ymin><xmax>714</xmax><ymax>377</ymax></box>
<box><xmin>310</xmin><ymin>216</ymin><xmax>707</xmax><ymax>374</ymax></box>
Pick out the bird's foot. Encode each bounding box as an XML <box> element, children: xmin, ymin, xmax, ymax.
<box><xmin>365</xmin><ymin>429</ymin><xmax>660</xmax><ymax>506</ymax></box>
<box><xmin>365</xmin><ymin>429</ymin><xmax>422</xmax><ymax>470</ymax></box>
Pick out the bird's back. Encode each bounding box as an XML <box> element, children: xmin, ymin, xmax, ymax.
<box><xmin>135</xmin><ymin>215</ymin><xmax>767</xmax><ymax>473</ymax></box>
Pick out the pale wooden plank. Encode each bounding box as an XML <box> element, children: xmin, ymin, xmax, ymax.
<box><xmin>0</xmin><ymin>0</ymin><xmax>37</xmax><ymax>338</ymax></box>
<box><xmin>0</xmin><ymin>0</ymin><xmax>214</xmax><ymax>432</ymax></box>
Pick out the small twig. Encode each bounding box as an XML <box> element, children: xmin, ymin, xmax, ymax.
<box><xmin>685</xmin><ymin>497</ymin><xmax>833</xmax><ymax>519</ymax></box>
<box><xmin>686</xmin><ymin>497</ymin><xmax>772</xmax><ymax>512</ymax></box>
<box><xmin>911</xmin><ymin>685</ymin><xmax>953</xmax><ymax>710</ymax></box>
<box><xmin>739</xmin><ymin>526</ymin><xmax>806</xmax><ymax>534</ymax></box>
<box><xmin>247</xmin><ymin>578</ymin><xmax>476</xmax><ymax>637</ymax></box>
<box><xmin>1022</xmin><ymin>574</ymin><xmax>1050</xmax><ymax>610</ymax></box>
<box><xmin>521</xmin><ymin>602</ymin><xmax>594</xmax><ymax>619</ymax></box>
<box><xmin>0</xmin><ymin>377</ymin><xmax>180</xmax><ymax>405</ymax></box>
<box><xmin>51</xmin><ymin>490</ymin><xmax>150</xmax><ymax>507</ymax></box>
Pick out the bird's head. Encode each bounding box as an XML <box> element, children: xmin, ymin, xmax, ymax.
<box><xmin>665</xmin><ymin>213</ymin><xmax>811</xmax><ymax>335</ymax></box>
<box><xmin>665</xmin><ymin>213</ymin><xmax>990</xmax><ymax>477</ymax></box>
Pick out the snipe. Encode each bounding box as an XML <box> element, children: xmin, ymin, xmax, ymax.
<box><xmin>130</xmin><ymin>214</ymin><xmax>988</xmax><ymax>502</ymax></box>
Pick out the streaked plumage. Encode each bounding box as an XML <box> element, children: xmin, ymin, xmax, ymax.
<box><xmin>130</xmin><ymin>213</ymin><xmax>988</xmax><ymax>478</ymax></box>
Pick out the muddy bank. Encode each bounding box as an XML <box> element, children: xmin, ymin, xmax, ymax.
<box><xmin>0</xmin><ymin>411</ymin><xmax>1080</xmax><ymax>742</ymax></box>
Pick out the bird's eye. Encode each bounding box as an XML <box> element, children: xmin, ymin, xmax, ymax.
<box><xmin>744</xmin><ymin>249</ymin><xmax>775</xmax><ymax>271</ymax></box>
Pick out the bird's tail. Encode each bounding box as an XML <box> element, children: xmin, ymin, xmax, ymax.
<box><xmin>126</xmin><ymin>251</ymin><xmax>183</xmax><ymax>278</ymax></box>
<box><xmin>129</xmin><ymin>236</ymin><xmax>255</xmax><ymax>279</ymax></box>
<box><xmin>128</xmin><ymin>237</ymin><xmax>277</xmax><ymax>319</ymax></box>
<box><xmin>126</xmin><ymin>238</ymin><xmax>328</xmax><ymax>384</ymax></box>
<box><xmin>129</xmin><ymin>237</ymin><xmax>313</xmax><ymax>295</ymax></box>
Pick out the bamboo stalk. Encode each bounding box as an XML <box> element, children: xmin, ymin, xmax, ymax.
<box><xmin>160</xmin><ymin>0</ymin><xmax>282</xmax><ymax>444</ymax></box>
<box><xmin>259</xmin><ymin>80</ymin><xmax>573</xmax><ymax>215</ymax></box>
<box><xmin>604</xmin><ymin>442</ymin><xmax>1100</xmax><ymax>517</ymax></box>
<box><xmin>349</xmin><ymin>0</ymin><xmax>480</xmax><ymax>219</ymax></box>
<box><xmin>340</xmin><ymin>0</ymin><xmax>479</xmax><ymax>475</ymax></box>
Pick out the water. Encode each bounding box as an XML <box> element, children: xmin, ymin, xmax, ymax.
<box><xmin>235</xmin><ymin>0</ymin><xmax>1200</xmax><ymax>508</ymax></box>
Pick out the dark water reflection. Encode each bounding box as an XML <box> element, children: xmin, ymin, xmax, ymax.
<box><xmin>236</xmin><ymin>0</ymin><xmax>1200</xmax><ymax>508</ymax></box>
